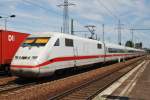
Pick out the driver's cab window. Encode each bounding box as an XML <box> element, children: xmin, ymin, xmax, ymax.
<box><xmin>54</xmin><ymin>39</ymin><xmax>60</xmax><ymax>46</ymax></box>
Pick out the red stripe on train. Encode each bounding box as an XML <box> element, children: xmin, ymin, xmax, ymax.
<box><xmin>11</xmin><ymin>54</ymin><xmax>130</xmax><ymax>68</ymax></box>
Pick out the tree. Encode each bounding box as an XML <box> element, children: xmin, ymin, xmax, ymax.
<box><xmin>125</xmin><ymin>40</ymin><xmax>134</xmax><ymax>47</ymax></box>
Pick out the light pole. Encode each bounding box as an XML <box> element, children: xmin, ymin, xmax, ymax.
<box><xmin>0</xmin><ymin>15</ymin><xmax>16</xmax><ymax>31</ymax></box>
<box><xmin>102</xmin><ymin>24</ymin><xmax>105</xmax><ymax>43</ymax></box>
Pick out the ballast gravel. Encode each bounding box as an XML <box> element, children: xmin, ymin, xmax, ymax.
<box><xmin>0</xmin><ymin>77</ymin><xmax>17</xmax><ymax>86</ymax></box>
<box><xmin>0</xmin><ymin>57</ymin><xmax>142</xmax><ymax>100</ymax></box>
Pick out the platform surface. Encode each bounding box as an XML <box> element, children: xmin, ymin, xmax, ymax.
<box><xmin>128</xmin><ymin>60</ymin><xmax>150</xmax><ymax>100</ymax></box>
<box><xmin>93</xmin><ymin>56</ymin><xmax>150</xmax><ymax>100</ymax></box>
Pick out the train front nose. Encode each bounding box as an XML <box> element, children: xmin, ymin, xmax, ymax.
<box><xmin>11</xmin><ymin>66</ymin><xmax>40</xmax><ymax>77</ymax></box>
<box><xmin>11</xmin><ymin>56</ymin><xmax>40</xmax><ymax>77</ymax></box>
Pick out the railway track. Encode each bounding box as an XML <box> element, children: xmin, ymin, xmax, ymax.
<box><xmin>0</xmin><ymin>72</ymin><xmax>9</xmax><ymax>78</ymax></box>
<box><xmin>0</xmin><ymin>79</ymin><xmax>37</xmax><ymax>94</ymax></box>
<box><xmin>0</xmin><ymin>57</ymin><xmax>145</xmax><ymax>100</ymax></box>
<box><xmin>0</xmin><ymin>76</ymin><xmax>17</xmax><ymax>86</ymax></box>
<box><xmin>49</xmin><ymin>58</ymin><xmax>144</xmax><ymax>100</ymax></box>
<box><xmin>0</xmin><ymin>63</ymin><xmax>117</xmax><ymax>96</ymax></box>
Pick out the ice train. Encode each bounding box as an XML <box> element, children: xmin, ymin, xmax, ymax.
<box><xmin>10</xmin><ymin>32</ymin><xmax>145</xmax><ymax>77</ymax></box>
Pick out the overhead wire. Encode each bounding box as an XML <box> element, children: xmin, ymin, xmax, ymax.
<box><xmin>20</xmin><ymin>0</ymin><xmax>64</xmax><ymax>32</ymax></box>
<box><xmin>22</xmin><ymin>0</ymin><xmax>62</xmax><ymax>17</ymax></box>
<box><xmin>97</xmin><ymin>0</ymin><xmax>120</xmax><ymax>21</ymax></box>
<box><xmin>21</xmin><ymin>0</ymin><xmax>104</xmax><ymax>35</ymax></box>
<box><xmin>97</xmin><ymin>0</ymin><xmax>131</xmax><ymax>27</ymax></box>
<box><xmin>20</xmin><ymin>0</ymin><xmax>149</xmax><ymax>47</ymax></box>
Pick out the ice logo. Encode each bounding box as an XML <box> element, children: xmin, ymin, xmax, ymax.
<box><xmin>8</xmin><ymin>35</ymin><xmax>15</xmax><ymax>42</ymax></box>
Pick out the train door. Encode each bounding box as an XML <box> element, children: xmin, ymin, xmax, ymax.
<box><xmin>73</xmin><ymin>40</ymin><xmax>88</xmax><ymax>66</ymax></box>
<box><xmin>62</xmin><ymin>38</ymin><xmax>75</xmax><ymax>68</ymax></box>
<box><xmin>73</xmin><ymin>39</ymin><xmax>78</xmax><ymax>67</ymax></box>
<box><xmin>103</xmin><ymin>42</ymin><xmax>106</xmax><ymax>63</ymax></box>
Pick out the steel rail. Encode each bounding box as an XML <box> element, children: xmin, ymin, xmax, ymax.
<box><xmin>49</xmin><ymin>57</ymin><xmax>144</xmax><ymax>100</ymax></box>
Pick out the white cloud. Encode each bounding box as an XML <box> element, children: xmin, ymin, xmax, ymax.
<box><xmin>0</xmin><ymin>0</ymin><xmax>149</xmax><ymax>48</ymax></box>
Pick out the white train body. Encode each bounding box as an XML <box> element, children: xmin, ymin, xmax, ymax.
<box><xmin>11</xmin><ymin>32</ymin><xmax>145</xmax><ymax>77</ymax></box>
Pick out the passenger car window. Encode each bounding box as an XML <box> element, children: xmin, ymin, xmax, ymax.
<box><xmin>65</xmin><ymin>38</ymin><xmax>73</xmax><ymax>47</ymax></box>
<box><xmin>54</xmin><ymin>39</ymin><xmax>60</xmax><ymax>46</ymax></box>
<box><xmin>97</xmin><ymin>43</ymin><xmax>102</xmax><ymax>49</ymax></box>
<box><xmin>108</xmin><ymin>48</ymin><xmax>125</xmax><ymax>53</ymax></box>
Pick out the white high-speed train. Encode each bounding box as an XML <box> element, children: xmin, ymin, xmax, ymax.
<box><xmin>10</xmin><ymin>32</ymin><xmax>145</xmax><ymax>77</ymax></box>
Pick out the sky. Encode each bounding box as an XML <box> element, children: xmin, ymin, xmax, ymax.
<box><xmin>0</xmin><ymin>0</ymin><xmax>150</xmax><ymax>48</ymax></box>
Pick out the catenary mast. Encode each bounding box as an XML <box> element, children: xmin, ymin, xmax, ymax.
<box><xmin>58</xmin><ymin>0</ymin><xmax>75</xmax><ymax>34</ymax></box>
